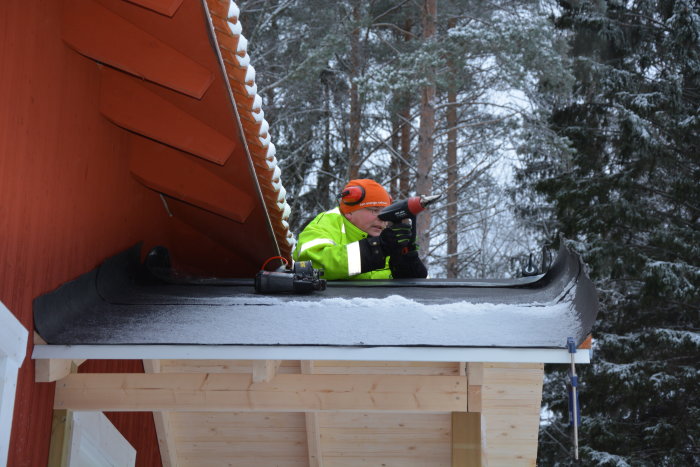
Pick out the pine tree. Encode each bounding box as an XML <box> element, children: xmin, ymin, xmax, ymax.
<box><xmin>517</xmin><ymin>0</ymin><xmax>700</xmax><ymax>464</ymax></box>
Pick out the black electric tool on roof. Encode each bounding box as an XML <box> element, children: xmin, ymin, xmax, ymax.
<box><xmin>254</xmin><ymin>260</ymin><xmax>326</xmax><ymax>294</ymax></box>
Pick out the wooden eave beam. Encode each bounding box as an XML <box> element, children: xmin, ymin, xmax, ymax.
<box><xmin>143</xmin><ymin>360</ymin><xmax>177</xmax><ymax>467</ymax></box>
<box><xmin>53</xmin><ymin>373</ymin><xmax>468</xmax><ymax>413</ymax></box>
<box><xmin>34</xmin><ymin>333</ymin><xmax>86</xmax><ymax>382</ymax></box>
<box><xmin>125</xmin><ymin>0</ymin><xmax>184</xmax><ymax>17</ymax></box>
<box><xmin>62</xmin><ymin>0</ymin><xmax>212</xmax><ymax>98</ymax></box>
<box><xmin>467</xmin><ymin>362</ymin><xmax>483</xmax><ymax>413</ymax></box>
<box><xmin>252</xmin><ymin>360</ymin><xmax>281</xmax><ymax>383</ymax></box>
<box><xmin>100</xmin><ymin>67</ymin><xmax>237</xmax><ymax>166</ymax></box>
<box><xmin>129</xmin><ymin>141</ymin><xmax>254</xmax><ymax>223</ymax></box>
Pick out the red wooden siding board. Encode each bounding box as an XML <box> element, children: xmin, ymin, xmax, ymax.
<box><xmin>100</xmin><ymin>66</ymin><xmax>236</xmax><ymax>165</ymax></box>
<box><xmin>125</xmin><ymin>0</ymin><xmax>184</xmax><ymax>17</ymax></box>
<box><xmin>62</xmin><ymin>0</ymin><xmax>213</xmax><ymax>98</ymax></box>
<box><xmin>129</xmin><ymin>140</ymin><xmax>254</xmax><ymax>224</ymax></box>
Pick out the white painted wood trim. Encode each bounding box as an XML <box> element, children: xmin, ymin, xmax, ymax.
<box><xmin>0</xmin><ymin>301</ymin><xmax>29</xmax><ymax>467</ymax></box>
<box><xmin>69</xmin><ymin>412</ymin><xmax>136</xmax><ymax>466</ymax></box>
<box><xmin>33</xmin><ymin>344</ymin><xmax>591</xmax><ymax>364</ymax></box>
<box><xmin>0</xmin><ymin>301</ymin><xmax>28</xmax><ymax>367</ymax></box>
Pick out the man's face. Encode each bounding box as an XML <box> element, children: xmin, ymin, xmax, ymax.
<box><xmin>344</xmin><ymin>207</ymin><xmax>387</xmax><ymax>236</ymax></box>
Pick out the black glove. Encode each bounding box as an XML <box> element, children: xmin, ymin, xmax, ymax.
<box><xmin>358</xmin><ymin>236</ymin><xmax>387</xmax><ymax>273</ymax></box>
<box><xmin>381</xmin><ymin>223</ymin><xmax>427</xmax><ymax>278</ymax></box>
<box><xmin>357</xmin><ymin>224</ymin><xmax>423</xmax><ymax>275</ymax></box>
<box><xmin>379</xmin><ymin>223</ymin><xmax>416</xmax><ymax>257</ymax></box>
<box><xmin>390</xmin><ymin>250</ymin><xmax>428</xmax><ymax>278</ymax></box>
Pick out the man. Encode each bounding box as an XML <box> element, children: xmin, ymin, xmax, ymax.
<box><xmin>294</xmin><ymin>179</ymin><xmax>428</xmax><ymax>280</ymax></box>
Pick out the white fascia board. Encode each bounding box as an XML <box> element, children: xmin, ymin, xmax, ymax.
<box><xmin>32</xmin><ymin>344</ymin><xmax>591</xmax><ymax>364</ymax></box>
<box><xmin>0</xmin><ymin>301</ymin><xmax>28</xmax><ymax>366</ymax></box>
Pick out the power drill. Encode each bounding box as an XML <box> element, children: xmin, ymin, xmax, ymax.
<box><xmin>254</xmin><ymin>260</ymin><xmax>326</xmax><ymax>294</ymax></box>
<box><xmin>378</xmin><ymin>194</ymin><xmax>442</xmax><ymax>223</ymax></box>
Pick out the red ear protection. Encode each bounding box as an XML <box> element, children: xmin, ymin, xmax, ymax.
<box><xmin>337</xmin><ymin>185</ymin><xmax>365</xmax><ymax>206</ymax></box>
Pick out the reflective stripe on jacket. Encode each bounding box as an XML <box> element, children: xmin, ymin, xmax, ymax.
<box><xmin>293</xmin><ymin>207</ymin><xmax>391</xmax><ymax>280</ymax></box>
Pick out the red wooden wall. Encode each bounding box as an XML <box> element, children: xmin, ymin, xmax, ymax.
<box><xmin>1</xmin><ymin>1</ymin><xmax>168</xmax><ymax>464</ymax></box>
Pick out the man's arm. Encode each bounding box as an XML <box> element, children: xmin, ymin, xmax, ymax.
<box><xmin>295</xmin><ymin>220</ymin><xmax>386</xmax><ymax>280</ymax></box>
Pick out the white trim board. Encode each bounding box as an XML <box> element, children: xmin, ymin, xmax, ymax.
<box><xmin>0</xmin><ymin>301</ymin><xmax>29</xmax><ymax>467</ymax></box>
<box><xmin>69</xmin><ymin>412</ymin><xmax>136</xmax><ymax>466</ymax></box>
<box><xmin>0</xmin><ymin>301</ymin><xmax>28</xmax><ymax>366</ymax></box>
<box><xmin>32</xmin><ymin>344</ymin><xmax>591</xmax><ymax>364</ymax></box>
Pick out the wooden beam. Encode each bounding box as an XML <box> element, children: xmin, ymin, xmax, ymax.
<box><xmin>125</xmin><ymin>0</ymin><xmax>184</xmax><ymax>17</ymax></box>
<box><xmin>53</xmin><ymin>373</ymin><xmax>468</xmax><ymax>413</ymax></box>
<box><xmin>35</xmin><ymin>358</ymin><xmax>86</xmax><ymax>383</ymax></box>
<box><xmin>479</xmin><ymin>363</ymin><xmax>544</xmax><ymax>466</ymax></box>
<box><xmin>62</xmin><ymin>0</ymin><xmax>212</xmax><ymax>98</ymax></box>
<box><xmin>143</xmin><ymin>360</ymin><xmax>177</xmax><ymax>467</ymax></box>
<box><xmin>467</xmin><ymin>362</ymin><xmax>483</xmax><ymax>413</ymax></box>
<box><xmin>35</xmin><ymin>359</ymin><xmax>72</xmax><ymax>383</ymax></box>
<box><xmin>459</xmin><ymin>362</ymin><xmax>467</xmax><ymax>376</ymax></box>
<box><xmin>47</xmin><ymin>410</ymin><xmax>73</xmax><ymax>467</ymax></box>
<box><xmin>305</xmin><ymin>412</ymin><xmax>323</xmax><ymax>467</ymax></box>
<box><xmin>100</xmin><ymin>67</ymin><xmax>237</xmax><ymax>166</ymax></box>
<box><xmin>129</xmin><ymin>141</ymin><xmax>254</xmax><ymax>224</ymax></box>
<box><xmin>300</xmin><ymin>360</ymin><xmax>315</xmax><ymax>374</ymax></box>
<box><xmin>252</xmin><ymin>360</ymin><xmax>281</xmax><ymax>383</ymax></box>
<box><xmin>151</xmin><ymin>412</ymin><xmax>176</xmax><ymax>467</ymax></box>
<box><xmin>301</xmin><ymin>361</ymin><xmax>323</xmax><ymax>467</ymax></box>
<box><xmin>452</xmin><ymin>412</ymin><xmax>482</xmax><ymax>467</ymax></box>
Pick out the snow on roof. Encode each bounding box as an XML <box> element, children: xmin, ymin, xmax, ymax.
<box><xmin>46</xmin><ymin>291</ymin><xmax>581</xmax><ymax>348</ymax></box>
<box><xmin>33</xmin><ymin>241</ymin><xmax>597</xmax><ymax>361</ymax></box>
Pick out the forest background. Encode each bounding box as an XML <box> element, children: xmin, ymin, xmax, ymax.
<box><xmin>239</xmin><ymin>0</ymin><xmax>699</xmax><ymax>465</ymax></box>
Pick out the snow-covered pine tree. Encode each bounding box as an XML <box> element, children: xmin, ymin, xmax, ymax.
<box><xmin>517</xmin><ymin>0</ymin><xmax>700</xmax><ymax>464</ymax></box>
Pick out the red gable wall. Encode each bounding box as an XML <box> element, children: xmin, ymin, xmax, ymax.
<box><xmin>1</xmin><ymin>1</ymin><xmax>166</xmax><ymax>464</ymax></box>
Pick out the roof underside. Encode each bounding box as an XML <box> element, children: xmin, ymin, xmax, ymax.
<box><xmin>59</xmin><ymin>0</ymin><xmax>294</xmax><ymax>276</ymax></box>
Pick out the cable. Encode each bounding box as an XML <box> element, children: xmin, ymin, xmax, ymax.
<box><xmin>260</xmin><ymin>256</ymin><xmax>288</xmax><ymax>271</ymax></box>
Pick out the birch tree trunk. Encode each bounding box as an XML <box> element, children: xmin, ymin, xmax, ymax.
<box><xmin>416</xmin><ymin>0</ymin><xmax>437</xmax><ymax>258</ymax></box>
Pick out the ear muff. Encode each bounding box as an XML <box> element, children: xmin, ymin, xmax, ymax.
<box><xmin>337</xmin><ymin>185</ymin><xmax>365</xmax><ymax>206</ymax></box>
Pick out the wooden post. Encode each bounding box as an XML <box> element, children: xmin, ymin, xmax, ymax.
<box><xmin>452</xmin><ymin>412</ymin><xmax>482</xmax><ymax>467</ymax></box>
<box><xmin>47</xmin><ymin>410</ymin><xmax>73</xmax><ymax>467</ymax></box>
<box><xmin>144</xmin><ymin>360</ymin><xmax>177</xmax><ymax>467</ymax></box>
<box><xmin>302</xmin><ymin>360</ymin><xmax>323</xmax><ymax>467</ymax></box>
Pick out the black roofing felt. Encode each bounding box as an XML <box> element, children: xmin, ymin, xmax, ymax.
<box><xmin>34</xmin><ymin>242</ymin><xmax>598</xmax><ymax>349</ymax></box>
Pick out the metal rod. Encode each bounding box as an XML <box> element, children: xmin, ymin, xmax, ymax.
<box><xmin>567</xmin><ymin>337</ymin><xmax>579</xmax><ymax>460</ymax></box>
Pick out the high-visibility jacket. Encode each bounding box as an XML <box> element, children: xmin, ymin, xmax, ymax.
<box><xmin>293</xmin><ymin>207</ymin><xmax>392</xmax><ymax>280</ymax></box>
